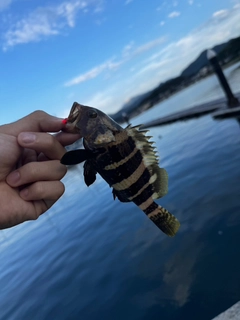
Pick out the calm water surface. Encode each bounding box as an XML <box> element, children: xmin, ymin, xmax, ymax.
<box><xmin>0</xmin><ymin>63</ymin><xmax>240</xmax><ymax>320</ymax></box>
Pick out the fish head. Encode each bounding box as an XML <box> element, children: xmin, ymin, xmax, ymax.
<box><xmin>63</xmin><ymin>102</ymin><xmax>123</xmax><ymax>148</ymax></box>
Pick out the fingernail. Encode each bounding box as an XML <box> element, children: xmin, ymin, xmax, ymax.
<box><xmin>19</xmin><ymin>132</ymin><xmax>36</xmax><ymax>144</ymax></box>
<box><xmin>7</xmin><ymin>171</ymin><xmax>20</xmax><ymax>184</ymax></box>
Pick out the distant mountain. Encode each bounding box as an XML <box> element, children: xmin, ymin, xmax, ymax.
<box><xmin>180</xmin><ymin>43</ymin><xmax>227</xmax><ymax>78</ymax></box>
<box><xmin>217</xmin><ymin>36</ymin><xmax>240</xmax><ymax>61</ymax></box>
<box><xmin>111</xmin><ymin>35</ymin><xmax>240</xmax><ymax>122</ymax></box>
<box><xmin>119</xmin><ymin>92</ymin><xmax>151</xmax><ymax>112</ymax></box>
<box><xmin>109</xmin><ymin>91</ymin><xmax>152</xmax><ymax>122</ymax></box>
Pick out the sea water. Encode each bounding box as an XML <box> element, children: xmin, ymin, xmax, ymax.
<box><xmin>0</xmin><ymin>63</ymin><xmax>240</xmax><ymax>320</ymax></box>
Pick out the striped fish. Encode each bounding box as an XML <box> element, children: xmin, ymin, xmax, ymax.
<box><xmin>61</xmin><ymin>102</ymin><xmax>180</xmax><ymax>236</ymax></box>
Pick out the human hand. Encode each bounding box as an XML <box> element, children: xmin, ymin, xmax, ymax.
<box><xmin>0</xmin><ymin>111</ymin><xmax>81</xmax><ymax>229</ymax></box>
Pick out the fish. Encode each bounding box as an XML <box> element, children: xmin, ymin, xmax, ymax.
<box><xmin>61</xmin><ymin>102</ymin><xmax>180</xmax><ymax>236</ymax></box>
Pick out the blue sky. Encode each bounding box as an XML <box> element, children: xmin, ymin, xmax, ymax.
<box><xmin>1</xmin><ymin>0</ymin><xmax>240</xmax><ymax>124</ymax></box>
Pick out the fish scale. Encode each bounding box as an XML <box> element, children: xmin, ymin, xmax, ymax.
<box><xmin>61</xmin><ymin>102</ymin><xmax>180</xmax><ymax>237</ymax></box>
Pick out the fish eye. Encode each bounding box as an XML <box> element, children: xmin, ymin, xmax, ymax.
<box><xmin>88</xmin><ymin>110</ymin><xmax>98</xmax><ymax>118</ymax></box>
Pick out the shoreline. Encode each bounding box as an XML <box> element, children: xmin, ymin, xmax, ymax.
<box><xmin>141</xmin><ymin>92</ymin><xmax>240</xmax><ymax>128</ymax></box>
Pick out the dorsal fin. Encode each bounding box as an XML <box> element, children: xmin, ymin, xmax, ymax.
<box><xmin>126</xmin><ymin>125</ymin><xmax>168</xmax><ymax>198</ymax></box>
<box><xmin>126</xmin><ymin>125</ymin><xmax>159</xmax><ymax>167</ymax></box>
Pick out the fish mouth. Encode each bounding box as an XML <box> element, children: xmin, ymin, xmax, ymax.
<box><xmin>68</xmin><ymin>102</ymin><xmax>81</xmax><ymax>124</ymax></box>
<box><xmin>63</xmin><ymin>102</ymin><xmax>82</xmax><ymax>133</ymax></box>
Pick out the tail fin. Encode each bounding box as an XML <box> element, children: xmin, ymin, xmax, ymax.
<box><xmin>146</xmin><ymin>203</ymin><xmax>180</xmax><ymax>237</ymax></box>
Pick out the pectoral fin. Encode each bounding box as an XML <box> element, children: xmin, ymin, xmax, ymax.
<box><xmin>84</xmin><ymin>160</ymin><xmax>97</xmax><ymax>186</ymax></box>
<box><xmin>112</xmin><ymin>189</ymin><xmax>131</xmax><ymax>202</ymax></box>
<box><xmin>61</xmin><ymin>149</ymin><xmax>93</xmax><ymax>165</ymax></box>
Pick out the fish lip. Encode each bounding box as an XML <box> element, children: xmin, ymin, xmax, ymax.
<box><xmin>68</xmin><ymin>102</ymin><xmax>81</xmax><ymax>124</ymax></box>
<box><xmin>62</xmin><ymin>102</ymin><xmax>82</xmax><ymax>133</ymax></box>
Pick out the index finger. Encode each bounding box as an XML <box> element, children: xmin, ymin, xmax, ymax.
<box><xmin>54</xmin><ymin>131</ymin><xmax>82</xmax><ymax>147</ymax></box>
<box><xmin>0</xmin><ymin>110</ymin><xmax>66</xmax><ymax>137</ymax></box>
<box><xmin>18</xmin><ymin>131</ymin><xmax>66</xmax><ymax>160</ymax></box>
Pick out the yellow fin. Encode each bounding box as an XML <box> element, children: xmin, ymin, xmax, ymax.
<box><xmin>152</xmin><ymin>167</ymin><xmax>168</xmax><ymax>199</ymax></box>
<box><xmin>126</xmin><ymin>125</ymin><xmax>159</xmax><ymax>167</ymax></box>
<box><xmin>148</xmin><ymin>205</ymin><xmax>180</xmax><ymax>236</ymax></box>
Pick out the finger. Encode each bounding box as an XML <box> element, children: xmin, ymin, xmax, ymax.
<box><xmin>18</xmin><ymin>132</ymin><xmax>66</xmax><ymax>160</ymax></box>
<box><xmin>0</xmin><ymin>111</ymin><xmax>66</xmax><ymax>137</ymax></box>
<box><xmin>54</xmin><ymin>131</ymin><xmax>82</xmax><ymax>147</ymax></box>
<box><xmin>20</xmin><ymin>181</ymin><xmax>65</xmax><ymax>206</ymax></box>
<box><xmin>0</xmin><ymin>133</ymin><xmax>22</xmax><ymax>179</ymax></box>
<box><xmin>33</xmin><ymin>131</ymin><xmax>82</xmax><ymax>161</ymax></box>
<box><xmin>37</xmin><ymin>153</ymin><xmax>49</xmax><ymax>162</ymax></box>
<box><xmin>6</xmin><ymin>160</ymin><xmax>67</xmax><ymax>187</ymax></box>
<box><xmin>21</xmin><ymin>148</ymin><xmax>38</xmax><ymax>165</ymax></box>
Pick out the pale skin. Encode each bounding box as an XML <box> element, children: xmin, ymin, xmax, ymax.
<box><xmin>0</xmin><ymin>110</ymin><xmax>81</xmax><ymax>229</ymax></box>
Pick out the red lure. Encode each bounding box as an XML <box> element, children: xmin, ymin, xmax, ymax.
<box><xmin>62</xmin><ymin>118</ymin><xmax>68</xmax><ymax>125</ymax></box>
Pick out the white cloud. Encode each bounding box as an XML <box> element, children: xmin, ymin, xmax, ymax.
<box><xmin>125</xmin><ymin>0</ymin><xmax>133</xmax><ymax>4</ymax></box>
<box><xmin>122</xmin><ymin>41</ymin><xmax>135</xmax><ymax>57</ymax></box>
<box><xmin>168</xmin><ymin>11</ymin><xmax>180</xmax><ymax>18</ymax></box>
<box><xmin>64</xmin><ymin>36</ymin><xmax>166</xmax><ymax>86</ymax></box>
<box><xmin>160</xmin><ymin>21</ymin><xmax>165</xmax><ymax>26</ymax></box>
<box><xmin>78</xmin><ymin>5</ymin><xmax>240</xmax><ymax>114</ymax></box>
<box><xmin>212</xmin><ymin>9</ymin><xmax>229</xmax><ymax>18</ymax></box>
<box><xmin>133</xmin><ymin>37</ymin><xmax>166</xmax><ymax>55</ymax></box>
<box><xmin>156</xmin><ymin>1</ymin><xmax>169</xmax><ymax>12</ymax></box>
<box><xmin>2</xmin><ymin>0</ymin><xmax>100</xmax><ymax>50</ymax></box>
<box><xmin>0</xmin><ymin>0</ymin><xmax>11</xmax><ymax>11</ymax></box>
<box><xmin>93</xmin><ymin>1</ymin><xmax>104</xmax><ymax>13</ymax></box>
<box><xmin>56</xmin><ymin>1</ymin><xmax>88</xmax><ymax>27</ymax></box>
<box><xmin>141</xmin><ymin>8</ymin><xmax>239</xmax><ymax>80</ymax></box>
<box><xmin>188</xmin><ymin>0</ymin><xmax>194</xmax><ymax>5</ymax></box>
<box><xmin>64</xmin><ymin>59</ymin><xmax>122</xmax><ymax>86</ymax></box>
<box><xmin>4</xmin><ymin>15</ymin><xmax>59</xmax><ymax>50</ymax></box>
<box><xmin>85</xmin><ymin>91</ymin><xmax>117</xmax><ymax>111</ymax></box>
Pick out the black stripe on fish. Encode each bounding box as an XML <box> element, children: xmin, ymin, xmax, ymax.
<box><xmin>101</xmin><ymin>149</ymin><xmax>143</xmax><ymax>184</ymax></box>
<box><xmin>97</xmin><ymin>135</ymin><xmax>136</xmax><ymax>168</ymax></box>
<box><xmin>143</xmin><ymin>201</ymin><xmax>158</xmax><ymax>214</ymax></box>
<box><xmin>111</xmin><ymin>167</ymin><xmax>151</xmax><ymax>199</ymax></box>
<box><xmin>131</xmin><ymin>184</ymin><xmax>153</xmax><ymax>206</ymax></box>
